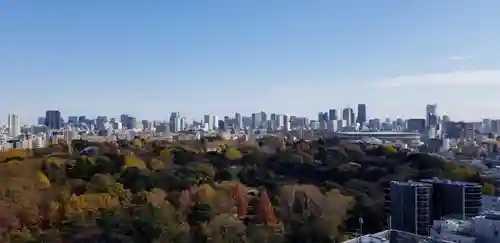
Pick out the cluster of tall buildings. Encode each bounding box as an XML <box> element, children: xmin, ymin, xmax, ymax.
<box><xmin>316</xmin><ymin>104</ymin><xmax>367</xmax><ymax>130</ymax></box>
<box><xmin>3</xmin><ymin>103</ymin><xmax>500</xmax><ymax>141</ymax></box>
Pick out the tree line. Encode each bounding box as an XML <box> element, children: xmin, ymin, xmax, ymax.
<box><xmin>0</xmin><ymin>136</ymin><xmax>488</xmax><ymax>243</ymax></box>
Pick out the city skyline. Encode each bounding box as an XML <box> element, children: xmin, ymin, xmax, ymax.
<box><xmin>2</xmin><ymin>102</ymin><xmax>500</xmax><ymax>126</ymax></box>
<box><xmin>2</xmin><ymin>1</ymin><xmax>500</xmax><ymax>121</ymax></box>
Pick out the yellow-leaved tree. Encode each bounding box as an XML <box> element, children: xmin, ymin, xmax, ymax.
<box><xmin>63</xmin><ymin>193</ymin><xmax>121</xmax><ymax>217</ymax></box>
<box><xmin>37</xmin><ymin>171</ymin><xmax>51</xmax><ymax>190</ymax></box>
<box><xmin>149</xmin><ymin>158</ymin><xmax>166</xmax><ymax>171</ymax></box>
<box><xmin>483</xmin><ymin>182</ymin><xmax>495</xmax><ymax>195</ymax></box>
<box><xmin>194</xmin><ymin>183</ymin><xmax>216</xmax><ymax>202</ymax></box>
<box><xmin>442</xmin><ymin>162</ymin><xmax>477</xmax><ymax>180</ymax></box>
<box><xmin>133</xmin><ymin>139</ymin><xmax>142</xmax><ymax>148</ymax></box>
<box><xmin>159</xmin><ymin>149</ymin><xmax>174</xmax><ymax>165</ymax></box>
<box><xmin>225</xmin><ymin>147</ymin><xmax>242</xmax><ymax>160</ymax></box>
<box><xmin>386</xmin><ymin>144</ymin><xmax>398</xmax><ymax>154</ymax></box>
<box><xmin>122</xmin><ymin>155</ymin><xmax>147</xmax><ymax>171</ymax></box>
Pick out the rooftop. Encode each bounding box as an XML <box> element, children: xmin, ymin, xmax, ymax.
<box><xmin>336</xmin><ymin>131</ymin><xmax>420</xmax><ymax>135</ymax></box>
<box><xmin>342</xmin><ymin>230</ymin><xmax>453</xmax><ymax>243</ymax></box>
<box><xmin>481</xmin><ymin>196</ymin><xmax>500</xmax><ymax>212</ymax></box>
<box><xmin>420</xmin><ymin>178</ymin><xmax>481</xmax><ymax>186</ymax></box>
<box><xmin>477</xmin><ymin>210</ymin><xmax>500</xmax><ymax>221</ymax></box>
<box><xmin>432</xmin><ymin>219</ymin><xmax>474</xmax><ymax>237</ymax></box>
<box><xmin>391</xmin><ymin>181</ymin><xmax>432</xmax><ymax>187</ymax></box>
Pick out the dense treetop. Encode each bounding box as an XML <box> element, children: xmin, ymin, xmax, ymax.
<box><xmin>0</xmin><ymin>136</ymin><xmax>486</xmax><ymax>243</ymax></box>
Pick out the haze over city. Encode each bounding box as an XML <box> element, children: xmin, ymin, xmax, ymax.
<box><xmin>2</xmin><ymin>1</ymin><xmax>500</xmax><ymax>122</ymax></box>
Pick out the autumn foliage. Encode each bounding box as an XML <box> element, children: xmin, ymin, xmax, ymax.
<box><xmin>0</xmin><ymin>136</ymin><xmax>485</xmax><ymax>243</ymax></box>
<box><xmin>257</xmin><ymin>188</ymin><xmax>277</xmax><ymax>225</ymax></box>
<box><xmin>233</xmin><ymin>182</ymin><xmax>249</xmax><ymax>218</ymax></box>
<box><xmin>0</xmin><ymin>149</ymin><xmax>27</xmax><ymax>162</ymax></box>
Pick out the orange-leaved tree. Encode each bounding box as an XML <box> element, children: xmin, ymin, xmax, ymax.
<box><xmin>233</xmin><ymin>182</ymin><xmax>249</xmax><ymax>218</ymax></box>
<box><xmin>195</xmin><ymin>184</ymin><xmax>215</xmax><ymax>202</ymax></box>
<box><xmin>178</xmin><ymin>189</ymin><xmax>193</xmax><ymax>219</ymax></box>
<box><xmin>257</xmin><ymin>188</ymin><xmax>277</xmax><ymax>225</ymax></box>
<box><xmin>0</xmin><ymin>149</ymin><xmax>27</xmax><ymax>162</ymax></box>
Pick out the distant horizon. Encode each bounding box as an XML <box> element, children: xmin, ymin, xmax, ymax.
<box><xmin>4</xmin><ymin>108</ymin><xmax>496</xmax><ymax>126</ymax></box>
<box><xmin>2</xmin><ymin>1</ymin><xmax>500</xmax><ymax>123</ymax></box>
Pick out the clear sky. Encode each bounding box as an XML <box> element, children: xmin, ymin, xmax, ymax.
<box><xmin>1</xmin><ymin>0</ymin><xmax>500</xmax><ymax>123</ymax></box>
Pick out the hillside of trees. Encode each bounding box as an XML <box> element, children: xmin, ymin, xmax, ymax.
<box><xmin>0</xmin><ymin>136</ymin><xmax>486</xmax><ymax>243</ymax></box>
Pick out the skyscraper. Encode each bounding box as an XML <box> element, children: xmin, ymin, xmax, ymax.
<box><xmin>235</xmin><ymin>113</ymin><xmax>242</xmax><ymax>129</ymax></box>
<box><xmin>211</xmin><ymin>116</ymin><xmax>218</xmax><ymax>130</ymax></box>
<box><xmin>317</xmin><ymin>112</ymin><xmax>328</xmax><ymax>122</ymax></box>
<box><xmin>318</xmin><ymin>112</ymin><xmax>328</xmax><ymax>130</ymax></box>
<box><xmin>356</xmin><ymin>104</ymin><xmax>367</xmax><ymax>125</ymax></box>
<box><xmin>251</xmin><ymin>113</ymin><xmax>261</xmax><ymax>129</ymax></box>
<box><xmin>342</xmin><ymin>108</ymin><xmax>353</xmax><ymax>127</ymax></box>
<box><xmin>203</xmin><ymin>115</ymin><xmax>211</xmax><ymax>128</ymax></box>
<box><xmin>283</xmin><ymin>114</ymin><xmax>290</xmax><ymax>131</ymax></box>
<box><xmin>169</xmin><ymin>112</ymin><xmax>181</xmax><ymax>132</ymax></box>
<box><xmin>45</xmin><ymin>110</ymin><xmax>62</xmax><ymax>130</ymax></box>
<box><xmin>426</xmin><ymin>104</ymin><xmax>438</xmax><ymax>127</ymax></box>
<box><xmin>328</xmin><ymin>109</ymin><xmax>338</xmax><ymax>120</ymax></box>
<box><xmin>7</xmin><ymin>113</ymin><xmax>20</xmax><ymax>137</ymax></box>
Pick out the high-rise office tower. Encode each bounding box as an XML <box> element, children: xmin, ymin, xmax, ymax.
<box><xmin>389</xmin><ymin>181</ymin><xmax>433</xmax><ymax>235</ymax></box>
<box><xmin>318</xmin><ymin>112</ymin><xmax>328</xmax><ymax>130</ymax></box>
<box><xmin>407</xmin><ymin>119</ymin><xmax>426</xmax><ymax>132</ymax></box>
<box><xmin>320</xmin><ymin>112</ymin><xmax>329</xmax><ymax>122</ymax></box>
<box><xmin>356</xmin><ymin>104</ymin><xmax>367</xmax><ymax>125</ymax></box>
<box><xmin>251</xmin><ymin>113</ymin><xmax>261</xmax><ymax>129</ymax></box>
<box><xmin>67</xmin><ymin>116</ymin><xmax>78</xmax><ymax>125</ymax></box>
<box><xmin>235</xmin><ymin>113</ymin><xmax>242</xmax><ymax>129</ymax></box>
<box><xmin>141</xmin><ymin>120</ymin><xmax>150</xmax><ymax>131</ymax></box>
<box><xmin>7</xmin><ymin>113</ymin><xmax>20</xmax><ymax>137</ymax></box>
<box><xmin>128</xmin><ymin>116</ymin><xmax>137</xmax><ymax>130</ymax></box>
<box><xmin>120</xmin><ymin>114</ymin><xmax>128</xmax><ymax>124</ymax></box>
<box><xmin>342</xmin><ymin>108</ymin><xmax>354</xmax><ymax>127</ymax></box>
<box><xmin>211</xmin><ymin>116</ymin><xmax>218</xmax><ymax>130</ymax></box>
<box><xmin>96</xmin><ymin>116</ymin><xmax>108</xmax><ymax>131</ymax></box>
<box><xmin>426</xmin><ymin>104</ymin><xmax>438</xmax><ymax>127</ymax></box>
<box><xmin>78</xmin><ymin>116</ymin><xmax>87</xmax><ymax>124</ymax></box>
<box><xmin>318</xmin><ymin>112</ymin><xmax>324</xmax><ymax>122</ymax></box>
<box><xmin>328</xmin><ymin>109</ymin><xmax>338</xmax><ymax>120</ymax></box>
<box><xmin>282</xmin><ymin>114</ymin><xmax>290</xmax><ymax>131</ymax></box>
<box><xmin>260</xmin><ymin>111</ymin><xmax>267</xmax><ymax>126</ymax></box>
<box><xmin>203</xmin><ymin>115</ymin><xmax>212</xmax><ymax>129</ymax></box>
<box><xmin>169</xmin><ymin>112</ymin><xmax>180</xmax><ymax>132</ymax></box>
<box><xmin>275</xmin><ymin>114</ymin><xmax>284</xmax><ymax>129</ymax></box>
<box><xmin>45</xmin><ymin>110</ymin><xmax>62</xmax><ymax>130</ymax></box>
<box><xmin>37</xmin><ymin>117</ymin><xmax>45</xmax><ymax>126</ymax></box>
<box><xmin>442</xmin><ymin>115</ymin><xmax>451</xmax><ymax>123</ymax></box>
<box><xmin>218</xmin><ymin>120</ymin><xmax>227</xmax><ymax>131</ymax></box>
<box><xmin>179</xmin><ymin>117</ymin><xmax>186</xmax><ymax>131</ymax></box>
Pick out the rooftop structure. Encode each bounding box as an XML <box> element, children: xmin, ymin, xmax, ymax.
<box><xmin>421</xmin><ymin>178</ymin><xmax>481</xmax><ymax>186</ymax></box>
<box><xmin>342</xmin><ymin>229</ymin><xmax>453</xmax><ymax>243</ymax></box>
<box><xmin>334</xmin><ymin>131</ymin><xmax>421</xmax><ymax>146</ymax></box>
<box><xmin>430</xmin><ymin>210</ymin><xmax>500</xmax><ymax>243</ymax></box>
<box><xmin>482</xmin><ymin>196</ymin><xmax>500</xmax><ymax>212</ymax></box>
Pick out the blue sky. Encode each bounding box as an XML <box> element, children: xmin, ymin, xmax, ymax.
<box><xmin>1</xmin><ymin>0</ymin><xmax>500</xmax><ymax>123</ymax></box>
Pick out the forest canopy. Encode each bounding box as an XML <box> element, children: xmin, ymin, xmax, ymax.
<box><xmin>0</xmin><ymin>137</ymin><xmax>482</xmax><ymax>243</ymax></box>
